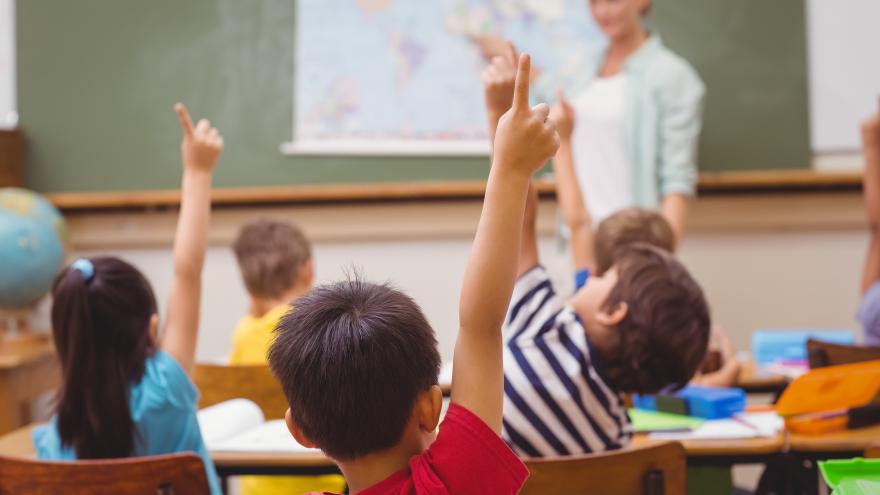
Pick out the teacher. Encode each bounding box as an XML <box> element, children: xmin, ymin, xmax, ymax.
<box><xmin>554</xmin><ymin>0</ymin><xmax>704</xmax><ymax>242</ymax></box>
<box><xmin>480</xmin><ymin>0</ymin><xmax>705</xmax><ymax>243</ymax></box>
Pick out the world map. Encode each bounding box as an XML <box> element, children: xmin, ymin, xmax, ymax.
<box><xmin>293</xmin><ymin>0</ymin><xmax>601</xmax><ymax>153</ymax></box>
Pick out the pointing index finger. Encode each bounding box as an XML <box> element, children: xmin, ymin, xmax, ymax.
<box><xmin>512</xmin><ymin>53</ymin><xmax>531</xmax><ymax>111</ymax></box>
<box><xmin>175</xmin><ymin>103</ymin><xmax>193</xmax><ymax>136</ymax></box>
<box><xmin>506</xmin><ymin>40</ymin><xmax>518</xmax><ymax>66</ymax></box>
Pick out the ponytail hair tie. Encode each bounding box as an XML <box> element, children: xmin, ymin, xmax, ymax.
<box><xmin>70</xmin><ymin>258</ymin><xmax>95</xmax><ymax>282</ymax></box>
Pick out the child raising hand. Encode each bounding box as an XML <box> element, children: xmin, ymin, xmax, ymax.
<box><xmin>33</xmin><ymin>104</ymin><xmax>224</xmax><ymax>495</ymax></box>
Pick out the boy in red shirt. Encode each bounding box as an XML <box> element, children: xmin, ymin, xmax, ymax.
<box><xmin>268</xmin><ymin>53</ymin><xmax>560</xmax><ymax>494</ymax></box>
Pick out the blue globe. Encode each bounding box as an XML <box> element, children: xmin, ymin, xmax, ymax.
<box><xmin>0</xmin><ymin>188</ymin><xmax>67</xmax><ymax>309</ymax></box>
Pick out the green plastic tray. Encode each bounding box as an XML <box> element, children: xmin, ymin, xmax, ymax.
<box><xmin>820</xmin><ymin>459</ymin><xmax>880</xmax><ymax>495</ymax></box>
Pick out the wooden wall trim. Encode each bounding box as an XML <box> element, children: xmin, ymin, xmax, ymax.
<box><xmin>44</xmin><ymin>170</ymin><xmax>864</xmax><ymax>212</ymax></box>
<box><xmin>64</xmin><ymin>190</ymin><xmax>864</xmax><ymax>251</ymax></box>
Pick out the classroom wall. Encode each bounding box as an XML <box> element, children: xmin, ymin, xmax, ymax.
<box><xmin>52</xmin><ymin>194</ymin><xmax>867</xmax><ymax>364</ymax></box>
<box><xmin>0</xmin><ymin>0</ymin><xmax>14</xmax><ymax>128</ymax></box>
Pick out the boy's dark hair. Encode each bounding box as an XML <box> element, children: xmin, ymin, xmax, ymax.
<box><xmin>602</xmin><ymin>244</ymin><xmax>710</xmax><ymax>394</ymax></box>
<box><xmin>595</xmin><ymin>208</ymin><xmax>675</xmax><ymax>276</ymax></box>
<box><xmin>233</xmin><ymin>218</ymin><xmax>311</xmax><ymax>299</ymax></box>
<box><xmin>268</xmin><ymin>277</ymin><xmax>441</xmax><ymax>461</ymax></box>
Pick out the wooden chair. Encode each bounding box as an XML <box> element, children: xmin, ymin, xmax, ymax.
<box><xmin>0</xmin><ymin>453</ymin><xmax>209</xmax><ymax>495</ymax></box>
<box><xmin>193</xmin><ymin>363</ymin><xmax>288</xmax><ymax>419</ymax></box>
<box><xmin>867</xmin><ymin>444</ymin><xmax>880</xmax><ymax>458</ymax></box>
<box><xmin>520</xmin><ymin>442</ymin><xmax>687</xmax><ymax>495</ymax></box>
<box><xmin>806</xmin><ymin>339</ymin><xmax>880</xmax><ymax>369</ymax></box>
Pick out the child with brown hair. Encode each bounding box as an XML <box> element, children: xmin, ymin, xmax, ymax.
<box><xmin>229</xmin><ymin>218</ymin><xmax>340</xmax><ymax>495</ymax></box>
<box><xmin>483</xmin><ymin>49</ymin><xmax>710</xmax><ymax>456</ymax></box>
<box><xmin>229</xmin><ymin>218</ymin><xmax>313</xmax><ymax>365</ymax></box>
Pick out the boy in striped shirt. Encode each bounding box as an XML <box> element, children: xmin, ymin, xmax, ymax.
<box><xmin>482</xmin><ymin>48</ymin><xmax>711</xmax><ymax>458</ymax></box>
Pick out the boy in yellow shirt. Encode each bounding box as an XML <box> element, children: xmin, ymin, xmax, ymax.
<box><xmin>229</xmin><ymin>218</ymin><xmax>344</xmax><ymax>494</ymax></box>
<box><xmin>230</xmin><ymin>218</ymin><xmax>313</xmax><ymax>364</ymax></box>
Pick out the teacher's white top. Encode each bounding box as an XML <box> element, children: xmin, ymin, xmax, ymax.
<box><xmin>572</xmin><ymin>73</ymin><xmax>631</xmax><ymax>224</ymax></box>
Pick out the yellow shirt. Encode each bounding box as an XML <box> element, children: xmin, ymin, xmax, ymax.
<box><xmin>229</xmin><ymin>305</ymin><xmax>290</xmax><ymax>365</ymax></box>
<box><xmin>229</xmin><ymin>304</ymin><xmax>345</xmax><ymax>495</ymax></box>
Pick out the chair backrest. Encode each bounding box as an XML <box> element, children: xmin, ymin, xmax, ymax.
<box><xmin>519</xmin><ymin>442</ymin><xmax>687</xmax><ymax>495</ymax></box>
<box><xmin>0</xmin><ymin>453</ymin><xmax>209</xmax><ymax>495</ymax></box>
<box><xmin>867</xmin><ymin>444</ymin><xmax>880</xmax><ymax>459</ymax></box>
<box><xmin>807</xmin><ymin>339</ymin><xmax>880</xmax><ymax>369</ymax></box>
<box><xmin>193</xmin><ymin>363</ymin><xmax>288</xmax><ymax>419</ymax></box>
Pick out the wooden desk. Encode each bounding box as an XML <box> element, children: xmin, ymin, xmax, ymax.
<box><xmin>0</xmin><ymin>422</ymin><xmax>38</xmax><ymax>458</ymax></box>
<box><xmin>631</xmin><ymin>434</ymin><xmax>786</xmax><ymax>466</ymax></box>
<box><xmin>0</xmin><ymin>422</ymin><xmax>783</xmax><ymax>476</ymax></box>
<box><xmin>789</xmin><ymin>423</ymin><xmax>880</xmax><ymax>457</ymax></box>
<box><xmin>735</xmin><ymin>360</ymin><xmax>789</xmax><ymax>394</ymax></box>
<box><xmin>0</xmin><ymin>424</ymin><xmax>340</xmax><ymax>477</ymax></box>
<box><xmin>0</xmin><ymin>335</ymin><xmax>60</xmax><ymax>435</ymax></box>
<box><xmin>211</xmin><ymin>451</ymin><xmax>338</xmax><ymax>477</ymax></box>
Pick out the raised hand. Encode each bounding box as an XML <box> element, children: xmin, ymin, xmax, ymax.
<box><xmin>175</xmin><ymin>103</ymin><xmax>224</xmax><ymax>174</ymax></box>
<box><xmin>550</xmin><ymin>89</ymin><xmax>576</xmax><ymax>142</ymax></box>
<box><xmin>864</xmin><ymin>110</ymin><xmax>880</xmax><ymax>157</ymax></box>
<box><xmin>480</xmin><ymin>41</ymin><xmax>518</xmax><ymax>119</ymax></box>
<box><xmin>493</xmin><ymin>54</ymin><xmax>560</xmax><ymax>177</ymax></box>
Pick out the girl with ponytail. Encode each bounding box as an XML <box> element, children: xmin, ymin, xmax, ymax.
<box><xmin>33</xmin><ymin>103</ymin><xmax>224</xmax><ymax>495</ymax></box>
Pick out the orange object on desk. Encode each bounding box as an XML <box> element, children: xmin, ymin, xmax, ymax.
<box><xmin>785</xmin><ymin>413</ymin><xmax>849</xmax><ymax>435</ymax></box>
<box><xmin>776</xmin><ymin>360</ymin><xmax>880</xmax><ymax>417</ymax></box>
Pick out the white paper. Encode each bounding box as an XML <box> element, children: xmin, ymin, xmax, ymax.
<box><xmin>198</xmin><ymin>399</ymin><xmax>265</xmax><ymax>449</ymax></box>
<box><xmin>649</xmin><ymin>412</ymin><xmax>783</xmax><ymax>441</ymax></box>
<box><xmin>210</xmin><ymin>420</ymin><xmax>322</xmax><ymax>454</ymax></box>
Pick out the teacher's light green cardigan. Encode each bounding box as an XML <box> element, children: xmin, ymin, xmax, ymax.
<box><xmin>539</xmin><ymin>35</ymin><xmax>706</xmax><ymax>207</ymax></box>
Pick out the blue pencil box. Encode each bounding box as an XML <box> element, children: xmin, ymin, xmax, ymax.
<box><xmin>633</xmin><ymin>386</ymin><xmax>746</xmax><ymax>419</ymax></box>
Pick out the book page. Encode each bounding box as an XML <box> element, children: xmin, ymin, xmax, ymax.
<box><xmin>198</xmin><ymin>399</ymin><xmax>266</xmax><ymax>448</ymax></box>
<box><xmin>210</xmin><ymin>419</ymin><xmax>322</xmax><ymax>454</ymax></box>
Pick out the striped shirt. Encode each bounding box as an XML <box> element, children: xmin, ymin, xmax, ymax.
<box><xmin>502</xmin><ymin>266</ymin><xmax>632</xmax><ymax>458</ymax></box>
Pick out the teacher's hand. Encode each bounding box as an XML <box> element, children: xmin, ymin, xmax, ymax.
<box><xmin>550</xmin><ymin>90</ymin><xmax>575</xmax><ymax>143</ymax></box>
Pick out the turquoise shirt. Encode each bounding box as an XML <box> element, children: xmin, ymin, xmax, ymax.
<box><xmin>538</xmin><ymin>35</ymin><xmax>706</xmax><ymax>208</ymax></box>
<box><xmin>33</xmin><ymin>350</ymin><xmax>221</xmax><ymax>495</ymax></box>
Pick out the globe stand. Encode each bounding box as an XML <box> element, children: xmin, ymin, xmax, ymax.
<box><xmin>0</xmin><ymin>309</ymin><xmax>31</xmax><ymax>340</ymax></box>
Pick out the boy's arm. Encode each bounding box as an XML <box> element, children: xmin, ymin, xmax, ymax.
<box><xmin>454</xmin><ymin>54</ymin><xmax>560</xmax><ymax>432</ymax></box>
<box><xmin>161</xmin><ymin>103</ymin><xmax>223</xmax><ymax>376</ymax></box>
<box><xmin>862</xmin><ymin>112</ymin><xmax>880</xmax><ymax>294</ymax></box>
<box><xmin>517</xmin><ymin>182</ymin><xmax>540</xmax><ymax>277</ymax></box>
<box><xmin>550</xmin><ymin>92</ymin><xmax>596</xmax><ymax>273</ymax></box>
<box><xmin>481</xmin><ymin>44</ymin><xmax>541</xmax><ymax>277</ymax></box>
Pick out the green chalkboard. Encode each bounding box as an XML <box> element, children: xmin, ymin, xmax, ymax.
<box><xmin>648</xmin><ymin>0</ymin><xmax>810</xmax><ymax>172</ymax></box>
<box><xmin>18</xmin><ymin>0</ymin><xmax>809</xmax><ymax>194</ymax></box>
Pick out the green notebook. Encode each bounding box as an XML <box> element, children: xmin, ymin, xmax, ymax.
<box><xmin>820</xmin><ymin>459</ymin><xmax>880</xmax><ymax>495</ymax></box>
<box><xmin>628</xmin><ymin>409</ymin><xmax>705</xmax><ymax>433</ymax></box>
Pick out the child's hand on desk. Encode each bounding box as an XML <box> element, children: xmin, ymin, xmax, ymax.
<box><xmin>175</xmin><ymin>103</ymin><xmax>224</xmax><ymax>174</ymax></box>
<box><xmin>481</xmin><ymin>41</ymin><xmax>518</xmax><ymax>119</ymax></box>
<box><xmin>493</xmin><ymin>54</ymin><xmax>560</xmax><ymax>176</ymax></box>
<box><xmin>550</xmin><ymin>89</ymin><xmax>575</xmax><ymax>143</ymax></box>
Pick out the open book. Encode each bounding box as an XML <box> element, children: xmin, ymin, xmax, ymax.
<box><xmin>198</xmin><ymin>399</ymin><xmax>323</xmax><ymax>454</ymax></box>
<box><xmin>648</xmin><ymin>411</ymin><xmax>784</xmax><ymax>441</ymax></box>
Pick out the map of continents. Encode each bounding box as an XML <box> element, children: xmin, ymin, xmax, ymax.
<box><xmin>295</xmin><ymin>0</ymin><xmax>601</xmax><ymax>149</ymax></box>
